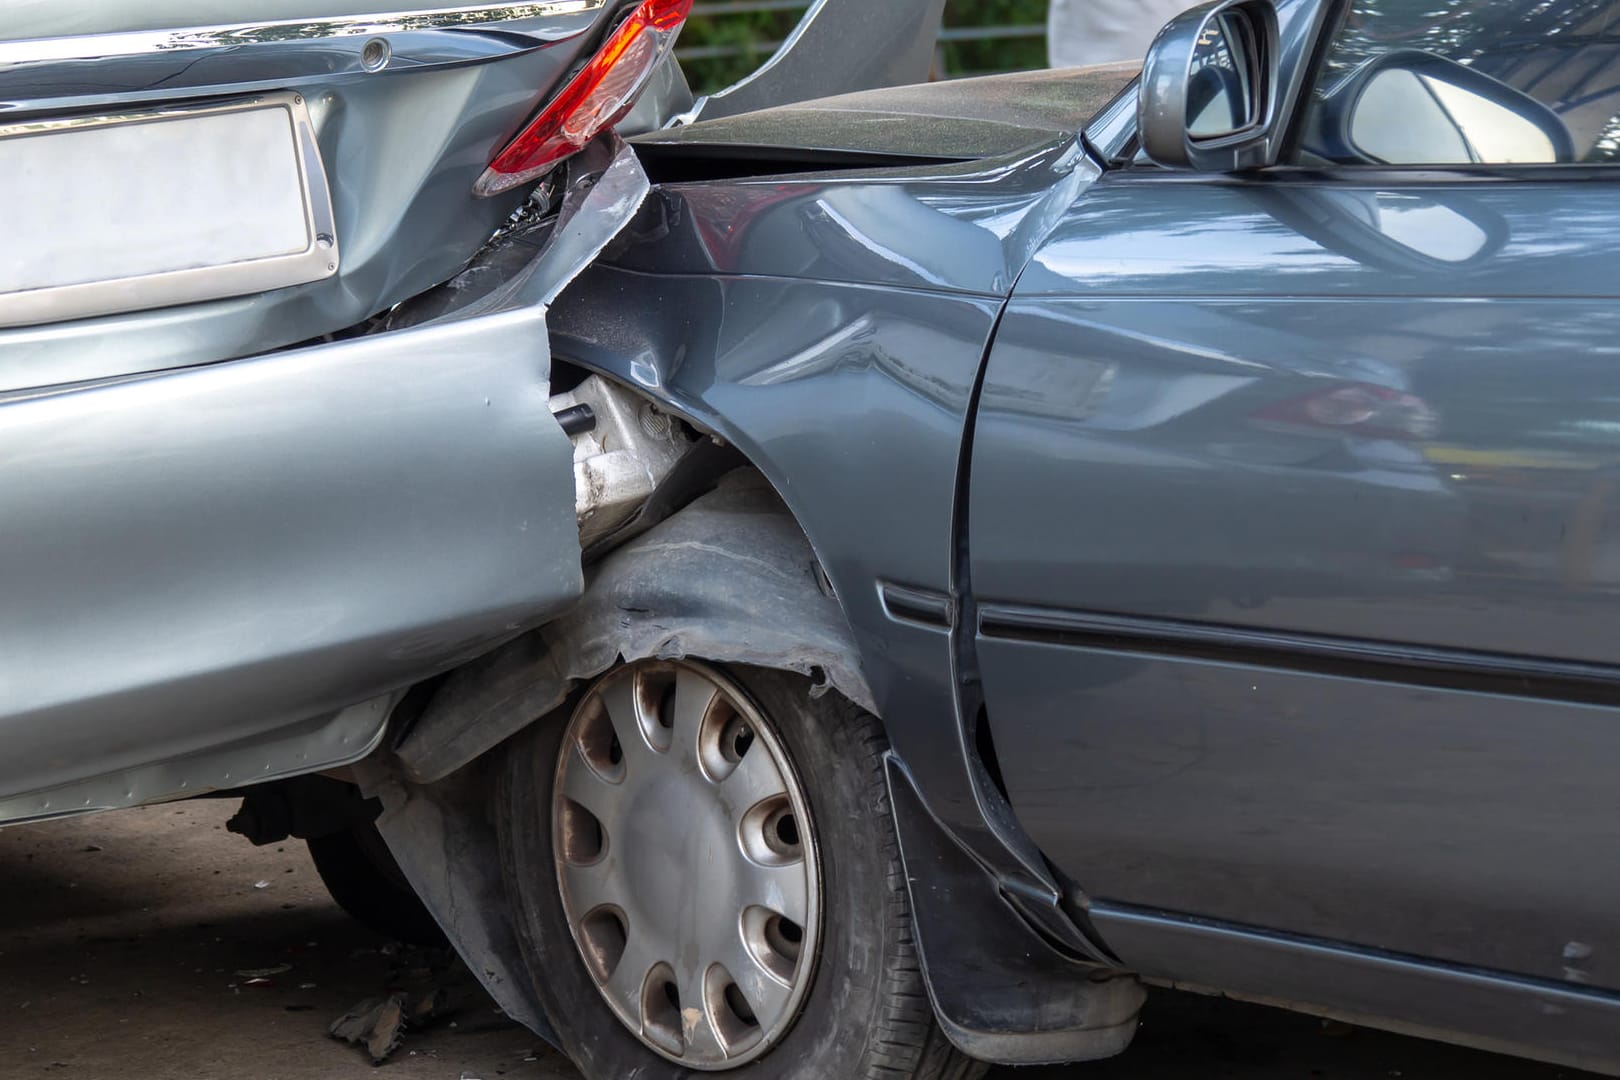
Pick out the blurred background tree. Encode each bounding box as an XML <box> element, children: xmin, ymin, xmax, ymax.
<box><xmin>677</xmin><ymin>0</ymin><xmax>1051</xmax><ymax>94</ymax></box>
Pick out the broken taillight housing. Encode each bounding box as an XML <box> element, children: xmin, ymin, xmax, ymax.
<box><xmin>474</xmin><ymin>0</ymin><xmax>693</xmax><ymax>197</ymax></box>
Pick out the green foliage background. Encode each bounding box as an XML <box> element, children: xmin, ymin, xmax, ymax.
<box><xmin>679</xmin><ymin>0</ymin><xmax>1051</xmax><ymax>93</ymax></box>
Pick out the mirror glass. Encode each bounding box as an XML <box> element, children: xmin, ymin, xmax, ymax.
<box><xmin>1351</xmin><ymin>67</ymin><xmax>1561</xmax><ymax>165</ymax></box>
<box><xmin>1186</xmin><ymin>10</ymin><xmax>1258</xmax><ymax>139</ymax></box>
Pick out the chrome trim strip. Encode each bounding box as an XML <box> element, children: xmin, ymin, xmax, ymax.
<box><xmin>0</xmin><ymin>92</ymin><xmax>339</xmax><ymax>329</ymax></box>
<box><xmin>0</xmin><ymin>1</ymin><xmax>607</xmax><ymax>66</ymax></box>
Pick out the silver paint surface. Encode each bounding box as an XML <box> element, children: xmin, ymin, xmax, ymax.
<box><xmin>0</xmin><ymin>303</ymin><xmax>580</xmax><ymax>813</ymax></box>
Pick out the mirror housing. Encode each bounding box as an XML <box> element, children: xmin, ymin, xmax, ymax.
<box><xmin>1316</xmin><ymin>51</ymin><xmax>1575</xmax><ymax>166</ymax></box>
<box><xmin>1140</xmin><ymin>0</ymin><xmax>1279</xmax><ymax>170</ymax></box>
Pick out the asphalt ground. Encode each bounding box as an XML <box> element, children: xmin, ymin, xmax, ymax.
<box><xmin>0</xmin><ymin>800</ymin><xmax>1595</xmax><ymax>1080</ymax></box>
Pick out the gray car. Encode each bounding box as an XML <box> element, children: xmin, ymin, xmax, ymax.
<box><xmin>6</xmin><ymin>0</ymin><xmax>1620</xmax><ymax>1078</ymax></box>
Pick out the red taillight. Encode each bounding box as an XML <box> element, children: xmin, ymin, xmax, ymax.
<box><xmin>474</xmin><ymin>0</ymin><xmax>693</xmax><ymax>197</ymax></box>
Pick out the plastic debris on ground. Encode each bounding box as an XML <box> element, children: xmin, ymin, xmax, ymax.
<box><xmin>328</xmin><ymin>944</ymin><xmax>480</xmax><ymax>1064</ymax></box>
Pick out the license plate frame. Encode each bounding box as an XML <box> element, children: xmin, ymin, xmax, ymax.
<box><xmin>0</xmin><ymin>92</ymin><xmax>338</xmax><ymax>329</ymax></box>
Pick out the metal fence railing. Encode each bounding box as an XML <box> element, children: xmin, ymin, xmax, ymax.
<box><xmin>677</xmin><ymin>1</ymin><xmax>1047</xmax><ymax>73</ymax></box>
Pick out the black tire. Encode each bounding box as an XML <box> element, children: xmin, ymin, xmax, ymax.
<box><xmin>498</xmin><ymin>664</ymin><xmax>988</xmax><ymax>1080</ymax></box>
<box><xmin>307</xmin><ymin>822</ymin><xmax>446</xmax><ymax>946</ymax></box>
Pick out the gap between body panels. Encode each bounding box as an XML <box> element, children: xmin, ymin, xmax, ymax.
<box><xmin>946</xmin><ymin>298</ymin><xmax>1121</xmax><ymax>968</ymax></box>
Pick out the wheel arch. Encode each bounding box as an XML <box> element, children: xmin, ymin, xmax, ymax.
<box><xmin>353</xmin><ymin>259</ymin><xmax>1143</xmax><ymax>1060</ymax></box>
<box><xmin>352</xmin><ymin>462</ymin><xmax>875</xmax><ymax>1047</ymax></box>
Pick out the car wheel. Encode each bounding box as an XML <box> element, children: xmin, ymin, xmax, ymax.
<box><xmin>307</xmin><ymin>821</ymin><xmax>446</xmax><ymax>946</ymax></box>
<box><xmin>498</xmin><ymin>659</ymin><xmax>987</xmax><ymax>1079</ymax></box>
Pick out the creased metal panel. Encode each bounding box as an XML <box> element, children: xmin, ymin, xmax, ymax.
<box><xmin>0</xmin><ymin>305</ymin><xmax>581</xmax><ymax>806</ymax></box>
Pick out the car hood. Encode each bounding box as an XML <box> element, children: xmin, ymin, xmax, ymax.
<box><xmin>634</xmin><ymin>63</ymin><xmax>1141</xmax><ymax>164</ymax></box>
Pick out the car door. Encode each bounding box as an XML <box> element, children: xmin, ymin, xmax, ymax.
<box><xmin>970</xmin><ymin>0</ymin><xmax>1620</xmax><ymax>1043</ymax></box>
<box><xmin>0</xmin><ymin>2</ymin><xmax>647</xmax><ymax>820</ymax></box>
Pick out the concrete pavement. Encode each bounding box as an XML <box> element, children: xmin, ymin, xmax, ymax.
<box><xmin>0</xmin><ymin>801</ymin><xmax>1590</xmax><ymax>1080</ymax></box>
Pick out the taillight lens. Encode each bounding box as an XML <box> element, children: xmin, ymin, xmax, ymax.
<box><xmin>474</xmin><ymin>0</ymin><xmax>693</xmax><ymax>197</ymax></box>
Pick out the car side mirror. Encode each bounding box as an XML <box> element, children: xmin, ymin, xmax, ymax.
<box><xmin>1318</xmin><ymin>51</ymin><xmax>1574</xmax><ymax>166</ymax></box>
<box><xmin>1139</xmin><ymin>0</ymin><xmax>1279</xmax><ymax>170</ymax></box>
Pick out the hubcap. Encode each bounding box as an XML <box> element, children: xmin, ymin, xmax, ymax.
<box><xmin>552</xmin><ymin>660</ymin><xmax>820</xmax><ymax>1069</ymax></box>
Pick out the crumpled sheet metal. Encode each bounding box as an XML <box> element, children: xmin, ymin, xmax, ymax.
<box><xmin>393</xmin><ymin>469</ymin><xmax>875</xmax><ymax>786</ymax></box>
<box><xmin>440</xmin><ymin>133</ymin><xmax>652</xmax><ymax>323</ymax></box>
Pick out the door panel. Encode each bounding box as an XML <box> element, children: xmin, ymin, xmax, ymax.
<box><xmin>978</xmin><ymin>636</ymin><xmax>1620</xmax><ymax>987</ymax></box>
<box><xmin>972</xmin><ymin>173</ymin><xmax>1620</xmax><ymax>989</ymax></box>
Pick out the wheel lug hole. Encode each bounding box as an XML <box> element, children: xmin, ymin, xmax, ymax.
<box><xmin>740</xmin><ymin>796</ymin><xmax>800</xmax><ymax>865</ymax></box>
<box><xmin>774</xmin><ymin>812</ymin><xmax>799</xmax><ymax>851</ymax></box>
<box><xmin>638</xmin><ymin>963</ymin><xmax>685</xmax><ymax>1057</ymax></box>
<box><xmin>767</xmin><ymin>913</ymin><xmax>804</xmax><ymax>961</ymax></box>
<box><xmin>725</xmin><ymin>981</ymin><xmax>757</xmax><ymax>1026</ymax></box>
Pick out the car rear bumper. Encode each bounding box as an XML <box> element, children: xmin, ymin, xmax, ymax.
<box><xmin>0</xmin><ymin>137</ymin><xmax>651</xmax><ymax>826</ymax></box>
<box><xmin>0</xmin><ymin>305</ymin><xmax>582</xmax><ymax>820</ymax></box>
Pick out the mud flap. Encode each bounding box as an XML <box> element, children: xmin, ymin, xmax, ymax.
<box><xmin>887</xmin><ymin>756</ymin><xmax>1146</xmax><ymax>1065</ymax></box>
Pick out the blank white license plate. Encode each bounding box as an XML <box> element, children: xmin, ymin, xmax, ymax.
<box><xmin>0</xmin><ymin>92</ymin><xmax>338</xmax><ymax>328</ymax></box>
